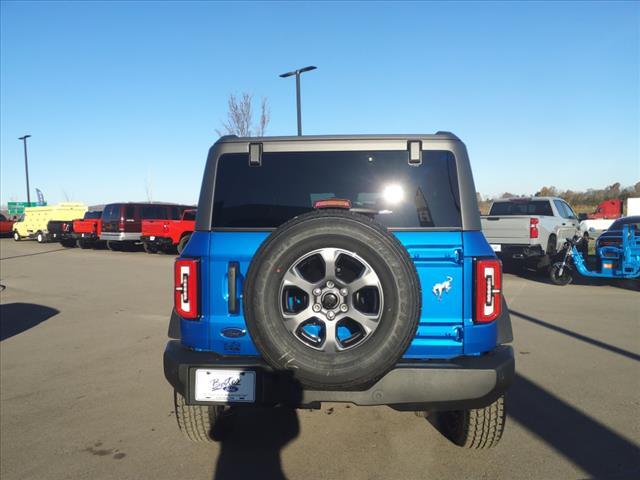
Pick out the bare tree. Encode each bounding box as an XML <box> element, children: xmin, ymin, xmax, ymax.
<box><xmin>255</xmin><ymin>97</ymin><xmax>270</xmax><ymax>137</ymax></box>
<box><xmin>145</xmin><ymin>168</ymin><xmax>153</xmax><ymax>203</ymax></box>
<box><xmin>535</xmin><ymin>186</ymin><xmax>558</xmax><ymax>197</ymax></box>
<box><xmin>217</xmin><ymin>92</ymin><xmax>270</xmax><ymax>137</ymax></box>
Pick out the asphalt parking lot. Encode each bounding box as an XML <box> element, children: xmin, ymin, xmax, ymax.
<box><xmin>0</xmin><ymin>238</ymin><xmax>638</xmax><ymax>480</ymax></box>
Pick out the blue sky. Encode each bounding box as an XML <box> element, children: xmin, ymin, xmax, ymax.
<box><xmin>1</xmin><ymin>1</ymin><xmax>638</xmax><ymax>207</ymax></box>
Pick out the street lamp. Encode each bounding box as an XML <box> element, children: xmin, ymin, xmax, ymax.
<box><xmin>279</xmin><ymin>65</ymin><xmax>317</xmax><ymax>136</ymax></box>
<box><xmin>18</xmin><ymin>135</ymin><xmax>31</xmax><ymax>205</ymax></box>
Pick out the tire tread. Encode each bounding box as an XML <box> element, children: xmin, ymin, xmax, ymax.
<box><xmin>438</xmin><ymin>395</ymin><xmax>506</xmax><ymax>449</ymax></box>
<box><xmin>174</xmin><ymin>391</ymin><xmax>219</xmax><ymax>443</ymax></box>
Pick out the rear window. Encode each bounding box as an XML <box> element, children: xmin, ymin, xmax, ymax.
<box><xmin>489</xmin><ymin>200</ymin><xmax>553</xmax><ymax>216</ymax></box>
<box><xmin>610</xmin><ymin>217</ymin><xmax>640</xmax><ymax>230</ymax></box>
<box><xmin>170</xmin><ymin>206</ymin><xmax>182</xmax><ymax>220</ymax></box>
<box><xmin>212</xmin><ymin>150</ymin><xmax>461</xmax><ymax>229</ymax></box>
<box><xmin>141</xmin><ymin>205</ymin><xmax>168</xmax><ymax>220</ymax></box>
<box><xmin>102</xmin><ymin>205</ymin><xmax>121</xmax><ymax>222</ymax></box>
<box><xmin>84</xmin><ymin>211</ymin><xmax>102</xmax><ymax>220</ymax></box>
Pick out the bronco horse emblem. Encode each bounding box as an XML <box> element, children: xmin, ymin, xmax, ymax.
<box><xmin>432</xmin><ymin>276</ymin><xmax>453</xmax><ymax>301</ymax></box>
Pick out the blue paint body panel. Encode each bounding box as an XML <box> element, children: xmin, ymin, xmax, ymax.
<box><xmin>180</xmin><ymin>228</ymin><xmax>499</xmax><ymax>360</ymax></box>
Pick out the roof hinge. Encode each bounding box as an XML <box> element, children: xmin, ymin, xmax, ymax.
<box><xmin>408</xmin><ymin>140</ymin><xmax>422</xmax><ymax>166</ymax></box>
<box><xmin>249</xmin><ymin>143</ymin><xmax>263</xmax><ymax>167</ymax></box>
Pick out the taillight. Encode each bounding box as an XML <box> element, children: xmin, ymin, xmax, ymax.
<box><xmin>529</xmin><ymin>217</ymin><xmax>539</xmax><ymax>239</ymax></box>
<box><xmin>174</xmin><ymin>259</ymin><xmax>199</xmax><ymax>319</ymax></box>
<box><xmin>474</xmin><ymin>258</ymin><xmax>502</xmax><ymax>323</ymax></box>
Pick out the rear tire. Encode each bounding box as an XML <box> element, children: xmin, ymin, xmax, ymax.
<box><xmin>60</xmin><ymin>239</ymin><xmax>76</xmax><ymax>248</ymax></box>
<box><xmin>143</xmin><ymin>242</ymin><xmax>157</xmax><ymax>254</ymax></box>
<box><xmin>36</xmin><ymin>231</ymin><xmax>46</xmax><ymax>243</ymax></box>
<box><xmin>177</xmin><ymin>234</ymin><xmax>191</xmax><ymax>255</ymax></box>
<box><xmin>546</xmin><ymin>234</ymin><xmax>557</xmax><ymax>257</ymax></box>
<box><xmin>76</xmin><ymin>239</ymin><xmax>92</xmax><ymax>249</ymax></box>
<box><xmin>428</xmin><ymin>395</ymin><xmax>506</xmax><ymax>449</ymax></box>
<box><xmin>549</xmin><ymin>262</ymin><xmax>573</xmax><ymax>285</ymax></box>
<box><xmin>174</xmin><ymin>390</ymin><xmax>222</xmax><ymax>443</ymax></box>
<box><xmin>106</xmin><ymin>241</ymin><xmax>120</xmax><ymax>251</ymax></box>
<box><xmin>13</xmin><ymin>231</ymin><xmax>20</xmax><ymax>241</ymax></box>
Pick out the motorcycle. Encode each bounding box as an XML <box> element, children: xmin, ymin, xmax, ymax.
<box><xmin>549</xmin><ymin>236</ymin><xmax>583</xmax><ymax>286</ymax></box>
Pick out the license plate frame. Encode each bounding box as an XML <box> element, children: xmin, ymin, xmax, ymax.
<box><xmin>194</xmin><ymin>369</ymin><xmax>256</xmax><ymax>403</ymax></box>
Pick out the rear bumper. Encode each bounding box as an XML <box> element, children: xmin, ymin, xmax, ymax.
<box><xmin>48</xmin><ymin>232</ymin><xmax>73</xmax><ymax>241</ymax></box>
<box><xmin>141</xmin><ymin>235</ymin><xmax>174</xmax><ymax>248</ymax></box>
<box><xmin>99</xmin><ymin>232</ymin><xmax>140</xmax><ymax>242</ymax></box>
<box><xmin>497</xmin><ymin>244</ymin><xmax>545</xmax><ymax>260</ymax></box>
<box><xmin>72</xmin><ymin>232</ymin><xmax>99</xmax><ymax>241</ymax></box>
<box><xmin>163</xmin><ymin>340</ymin><xmax>514</xmax><ymax>411</ymax></box>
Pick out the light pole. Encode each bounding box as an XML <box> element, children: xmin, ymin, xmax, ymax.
<box><xmin>279</xmin><ymin>65</ymin><xmax>317</xmax><ymax>135</ymax></box>
<box><xmin>18</xmin><ymin>135</ymin><xmax>32</xmax><ymax>205</ymax></box>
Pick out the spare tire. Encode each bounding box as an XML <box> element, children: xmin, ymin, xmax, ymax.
<box><xmin>244</xmin><ymin>210</ymin><xmax>421</xmax><ymax>390</ymax></box>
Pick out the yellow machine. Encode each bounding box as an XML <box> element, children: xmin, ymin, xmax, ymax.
<box><xmin>13</xmin><ymin>203</ymin><xmax>87</xmax><ymax>243</ymax></box>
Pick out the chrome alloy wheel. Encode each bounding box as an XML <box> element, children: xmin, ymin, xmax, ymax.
<box><xmin>279</xmin><ymin>248</ymin><xmax>384</xmax><ymax>352</ymax></box>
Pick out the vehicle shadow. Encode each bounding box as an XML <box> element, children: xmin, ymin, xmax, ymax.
<box><xmin>211</xmin><ymin>371</ymin><xmax>303</xmax><ymax>480</ymax></box>
<box><xmin>0</xmin><ymin>302</ymin><xmax>59</xmax><ymax>341</ymax></box>
<box><xmin>0</xmin><ymin>247</ymin><xmax>71</xmax><ymax>261</ymax></box>
<box><xmin>509</xmin><ymin>373</ymin><xmax>640</xmax><ymax>479</ymax></box>
<box><xmin>510</xmin><ymin>309</ymin><xmax>640</xmax><ymax>362</ymax></box>
<box><xmin>211</xmin><ymin>406</ymin><xmax>300</xmax><ymax>480</ymax></box>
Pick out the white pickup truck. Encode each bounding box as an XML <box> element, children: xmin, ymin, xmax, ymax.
<box><xmin>481</xmin><ymin>197</ymin><xmax>581</xmax><ymax>263</ymax></box>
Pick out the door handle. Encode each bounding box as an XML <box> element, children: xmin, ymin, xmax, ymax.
<box><xmin>228</xmin><ymin>262</ymin><xmax>239</xmax><ymax>314</ymax></box>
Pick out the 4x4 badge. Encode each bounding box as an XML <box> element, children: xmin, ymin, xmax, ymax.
<box><xmin>432</xmin><ymin>276</ymin><xmax>453</xmax><ymax>301</ymax></box>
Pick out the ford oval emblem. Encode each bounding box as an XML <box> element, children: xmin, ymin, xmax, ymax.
<box><xmin>221</xmin><ymin>327</ymin><xmax>246</xmax><ymax>339</ymax></box>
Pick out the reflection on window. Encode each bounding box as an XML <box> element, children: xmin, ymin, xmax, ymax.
<box><xmin>213</xmin><ymin>150</ymin><xmax>462</xmax><ymax>229</ymax></box>
<box><xmin>414</xmin><ymin>187</ymin><xmax>434</xmax><ymax>227</ymax></box>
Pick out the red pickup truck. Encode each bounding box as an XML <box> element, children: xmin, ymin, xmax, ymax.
<box><xmin>141</xmin><ymin>209</ymin><xmax>196</xmax><ymax>254</ymax></box>
<box><xmin>72</xmin><ymin>210</ymin><xmax>103</xmax><ymax>248</ymax></box>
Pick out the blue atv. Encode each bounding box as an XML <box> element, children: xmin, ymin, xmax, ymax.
<box><xmin>164</xmin><ymin>133</ymin><xmax>514</xmax><ymax>448</ymax></box>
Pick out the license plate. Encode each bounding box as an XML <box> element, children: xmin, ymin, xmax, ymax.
<box><xmin>150</xmin><ymin>236</ymin><xmax>155</xmax><ymax>241</ymax></box>
<box><xmin>194</xmin><ymin>369</ymin><xmax>256</xmax><ymax>402</ymax></box>
<box><xmin>490</xmin><ymin>244</ymin><xmax>502</xmax><ymax>252</ymax></box>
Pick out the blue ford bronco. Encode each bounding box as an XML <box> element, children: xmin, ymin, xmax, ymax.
<box><xmin>164</xmin><ymin>133</ymin><xmax>514</xmax><ymax>448</ymax></box>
